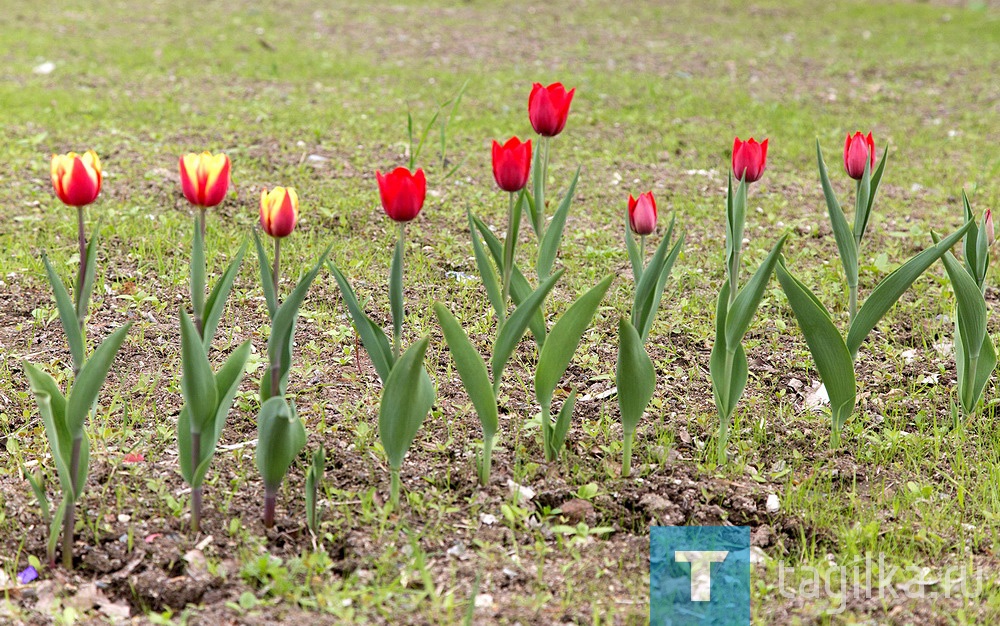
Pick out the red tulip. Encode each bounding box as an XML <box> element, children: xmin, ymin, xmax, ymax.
<box><xmin>528</xmin><ymin>82</ymin><xmax>575</xmax><ymax>137</ymax></box>
<box><xmin>179</xmin><ymin>152</ymin><xmax>231</xmax><ymax>207</ymax></box>
<box><xmin>51</xmin><ymin>150</ymin><xmax>102</xmax><ymax>206</ymax></box>
<box><xmin>492</xmin><ymin>137</ymin><xmax>532</xmax><ymax>192</ymax></box>
<box><xmin>628</xmin><ymin>192</ymin><xmax>657</xmax><ymax>236</ymax></box>
<box><xmin>376</xmin><ymin>167</ymin><xmax>426</xmax><ymax>223</ymax></box>
<box><xmin>260</xmin><ymin>187</ymin><xmax>299</xmax><ymax>238</ymax></box>
<box><xmin>731</xmin><ymin>137</ymin><xmax>768</xmax><ymax>184</ymax></box>
<box><xmin>843</xmin><ymin>132</ymin><xmax>875</xmax><ymax>180</ymax></box>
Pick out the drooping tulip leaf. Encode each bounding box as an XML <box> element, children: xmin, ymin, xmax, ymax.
<box><xmin>817</xmin><ymin>140</ymin><xmax>858</xmax><ymax>291</ymax></box>
<box><xmin>535</xmin><ymin>275</ymin><xmax>614</xmax><ymax>414</ymax></box>
<box><xmin>616</xmin><ymin>318</ymin><xmax>655</xmax><ymax>436</ymax></box>
<box><xmin>179</xmin><ymin>310</ymin><xmax>217</xmax><ymax>432</ymax></box>
<box><xmin>66</xmin><ymin>322</ymin><xmax>131</xmax><ymax>438</ymax></box>
<box><xmin>202</xmin><ymin>239</ymin><xmax>248</xmax><ymax>350</ymax></box>
<box><xmin>42</xmin><ymin>253</ymin><xmax>85</xmax><ymax>372</ymax></box>
<box><xmin>256</xmin><ymin>396</ymin><xmax>306</xmax><ymax>494</ymax></box>
<box><xmin>328</xmin><ymin>261</ymin><xmax>394</xmax><ymax>384</ymax></box>
<box><xmin>776</xmin><ymin>260</ymin><xmax>856</xmax><ymax>440</ymax></box>
<box><xmin>846</xmin><ymin>223</ymin><xmax>972</xmax><ymax>359</ymax></box>
<box><xmin>938</xmin><ymin>245</ymin><xmax>991</xmax><ymax>415</ymax></box>
<box><xmin>23</xmin><ymin>362</ymin><xmax>72</xmax><ymax>496</ymax></box>
<box><xmin>434</xmin><ymin>303</ymin><xmax>497</xmax><ymax>440</ymax></box>
<box><xmin>379</xmin><ymin>337</ymin><xmax>435</xmax><ymax>470</ymax></box>
<box><xmin>537</xmin><ymin>167</ymin><xmax>579</xmax><ymax>280</ymax></box>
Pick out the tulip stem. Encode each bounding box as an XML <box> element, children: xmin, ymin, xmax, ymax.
<box><xmin>849</xmin><ymin>282</ymin><xmax>858</xmax><ymax>325</ymax></box>
<box><xmin>263</xmin><ymin>489</ymin><xmax>276</xmax><ymax>528</ymax></box>
<box><xmin>501</xmin><ymin>192</ymin><xmax>516</xmax><ymax>319</ymax></box>
<box><xmin>622</xmin><ymin>430</ymin><xmax>634</xmax><ymax>478</ymax></box>
<box><xmin>270</xmin><ymin>237</ymin><xmax>281</xmax><ymax>399</ymax></box>
<box><xmin>535</xmin><ymin>137</ymin><xmax>551</xmax><ymax>239</ymax></box>
<box><xmin>191</xmin><ymin>431</ymin><xmax>202</xmax><ymax>533</ymax></box>
<box><xmin>392</xmin><ymin>222</ymin><xmax>406</xmax><ymax>361</ymax></box>
<box><xmin>199</xmin><ymin>208</ymin><xmax>206</xmax><ymax>240</ymax></box>
<box><xmin>63</xmin><ymin>436</ymin><xmax>82</xmax><ymax>569</ymax></box>
<box><xmin>75</xmin><ymin>207</ymin><xmax>86</xmax><ymax>329</ymax></box>
<box><xmin>390</xmin><ymin>469</ymin><xmax>401</xmax><ymax>509</ymax></box>
<box><xmin>639</xmin><ymin>235</ymin><xmax>646</xmax><ymax>268</ymax></box>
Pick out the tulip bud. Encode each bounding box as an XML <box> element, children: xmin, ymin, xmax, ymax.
<box><xmin>492</xmin><ymin>137</ymin><xmax>532</xmax><ymax>193</ymax></box>
<box><xmin>259</xmin><ymin>187</ymin><xmax>299</xmax><ymax>238</ymax></box>
<box><xmin>376</xmin><ymin>167</ymin><xmax>427</xmax><ymax>223</ymax></box>
<box><xmin>986</xmin><ymin>209</ymin><xmax>995</xmax><ymax>247</ymax></box>
<box><xmin>843</xmin><ymin>132</ymin><xmax>875</xmax><ymax>180</ymax></box>
<box><xmin>51</xmin><ymin>150</ymin><xmax>102</xmax><ymax>207</ymax></box>
<box><xmin>528</xmin><ymin>82</ymin><xmax>575</xmax><ymax>137</ymax></box>
<box><xmin>732</xmin><ymin>137</ymin><xmax>768</xmax><ymax>184</ymax></box>
<box><xmin>628</xmin><ymin>192</ymin><xmax>657</xmax><ymax>235</ymax></box>
<box><xmin>179</xmin><ymin>152</ymin><xmax>231</xmax><ymax>207</ymax></box>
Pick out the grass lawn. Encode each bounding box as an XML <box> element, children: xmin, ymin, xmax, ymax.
<box><xmin>1</xmin><ymin>0</ymin><xmax>999</xmax><ymax>623</ymax></box>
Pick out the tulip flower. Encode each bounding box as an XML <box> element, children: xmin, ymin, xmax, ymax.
<box><xmin>180</xmin><ymin>152</ymin><xmax>231</xmax><ymax>211</ymax></box>
<box><xmin>628</xmin><ymin>192</ymin><xmax>658</xmax><ymax>237</ymax></box>
<box><xmin>843</xmin><ymin>132</ymin><xmax>875</xmax><ymax>181</ymax></box>
<box><xmin>51</xmin><ymin>150</ymin><xmax>102</xmax><ymax>207</ymax></box>
<box><xmin>376</xmin><ymin>167</ymin><xmax>426</xmax><ymax>223</ymax></box>
<box><xmin>492</xmin><ymin>137</ymin><xmax>532</xmax><ymax>193</ymax></box>
<box><xmin>528</xmin><ymin>82</ymin><xmax>575</xmax><ymax>138</ymax></box>
<box><xmin>260</xmin><ymin>187</ymin><xmax>299</xmax><ymax>239</ymax></box>
<box><xmin>985</xmin><ymin>209</ymin><xmax>994</xmax><ymax>247</ymax></box>
<box><xmin>731</xmin><ymin>137</ymin><xmax>768</xmax><ymax>184</ymax></box>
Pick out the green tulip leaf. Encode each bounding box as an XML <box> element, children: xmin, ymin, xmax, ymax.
<box><xmin>305</xmin><ymin>444</ymin><xmax>325</xmax><ymax>533</ymax></box>
<box><xmin>66</xmin><ymin>322</ymin><xmax>131</xmax><ymax>438</ymax></box>
<box><xmin>846</xmin><ymin>222</ymin><xmax>973</xmax><ymax>358</ymax></box>
<box><xmin>389</xmin><ymin>231</ymin><xmax>404</xmax><ymax>351</ymax></box>
<box><xmin>492</xmin><ymin>270</ymin><xmax>562</xmax><ymax>393</ymax></box>
<box><xmin>23</xmin><ymin>362</ymin><xmax>73</xmax><ymax>495</ymax></box>
<box><xmin>726</xmin><ymin>174</ymin><xmax>748</xmax><ymax>289</ymax></box>
<box><xmin>853</xmin><ymin>157</ymin><xmax>872</xmax><ymax>244</ymax></box>
<box><xmin>179</xmin><ymin>310</ymin><xmax>217</xmax><ymax>431</ymax></box>
<box><xmin>537</xmin><ymin>167</ymin><xmax>579</xmax><ymax>281</ymax></box>
<box><xmin>725</xmin><ymin>234</ymin><xmax>787</xmax><ymax>350</ymax></box>
<box><xmin>634</xmin><ymin>217</ymin><xmax>684</xmax><ymax>342</ymax></box>
<box><xmin>535</xmin><ymin>275</ymin><xmax>614</xmax><ymax>413</ymax></box>
<box><xmin>709</xmin><ymin>282</ymin><xmax>749</xmax><ymax>421</ymax></box>
<box><xmin>548</xmin><ymin>388</ymin><xmax>577</xmax><ymax>461</ymax></box>
<box><xmin>776</xmin><ymin>260</ymin><xmax>856</xmax><ymax>437</ymax></box>
<box><xmin>76</xmin><ymin>226</ymin><xmax>100</xmax><ymax>325</ymax></box>
<box><xmin>817</xmin><ymin>140</ymin><xmax>859</xmax><ymax>289</ymax></box>
<box><xmin>467</xmin><ymin>211</ymin><xmax>504</xmax><ymax>320</ymax></box>
<box><xmin>616</xmin><ymin>318</ymin><xmax>656</xmax><ymax>436</ymax></box>
<box><xmin>202</xmin><ymin>239</ymin><xmax>248</xmax><ymax>350</ymax></box>
<box><xmin>624</xmin><ymin>212</ymin><xmax>643</xmax><ymax>285</ymax></box>
<box><xmin>253</xmin><ymin>230</ymin><xmax>277</xmax><ymax>320</ymax></box>
<box><xmin>256</xmin><ymin>396</ymin><xmax>307</xmax><ymax>494</ymax></box>
<box><xmin>862</xmin><ymin>145</ymin><xmax>889</xmax><ymax>233</ymax></box>
<box><xmin>471</xmin><ymin>213</ymin><xmax>546</xmax><ymax>345</ymax></box>
<box><xmin>379</xmin><ymin>337</ymin><xmax>435</xmax><ymax>470</ymax></box>
<box><xmin>42</xmin><ymin>253</ymin><xmax>85</xmax><ymax>372</ymax></box>
<box><xmin>328</xmin><ymin>261</ymin><xmax>394</xmax><ymax>384</ymax></box>
<box><xmin>434</xmin><ymin>303</ymin><xmax>498</xmax><ymax>439</ymax></box>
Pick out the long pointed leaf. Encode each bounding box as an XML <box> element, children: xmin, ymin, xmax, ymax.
<box><xmin>202</xmin><ymin>239</ymin><xmax>248</xmax><ymax>350</ymax></box>
<box><xmin>725</xmin><ymin>234</ymin><xmax>787</xmax><ymax>349</ymax></box>
<box><xmin>492</xmin><ymin>270</ymin><xmax>562</xmax><ymax>392</ymax></box>
<box><xmin>616</xmin><ymin>318</ymin><xmax>655</xmax><ymax>435</ymax></box>
<box><xmin>817</xmin><ymin>140</ymin><xmax>858</xmax><ymax>289</ymax></box>
<box><xmin>639</xmin><ymin>233</ymin><xmax>684</xmax><ymax>342</ymax></box>
<box><xmin>467</xmin><ymin>211</ymin><xmax>504</xmax><ymax>320</ymax></box>
<box><xmin>535</xmin><ymin>276</ymin><xmax>614</xmax><ymax>412</ymax></box>
<box><xmin>66</xmin><ymin>323</ymin><xmax>131</xmax><ymax>438</ymax></box>
<box><xmin>192</xmin><ymin>341</ymin><xmax>252</xmax><ymax>487</ymax></box>
<box><xmin>939</xmin><ymin>248</ymin><xmax>986</xmax><ymax>364</ymax></box>
<box><xmin>632</xmin><ymin>216</ymin><xmax>676</xmax><ymax>333</ymax></box>
<box><xmin>379</xmin><ymin>337</ymin><xmax>435</xmax><ymax>470</ymax></box>
<box><xmin>727</xmin><ymin>175</ymin><xmax>748</xmax><ymax>291</ymax></box>
<box><xmin>253</xmin><ymin>230</ymin><xmax>277</xmax><ymax>320</ymax></box>
<box><xmin>853</xmin><ymin>159</ymin><xmax>872</xmax><ymax>245</ymax></box>
<box><xmin>433</xmin><ymin>304</ymin><xmax>497</xmax><ymax>439</ymax></box>
<box><xmin>624</xmin><ymin>213</ymin><xmax>642</xmax><ymax>284</ymax></box>
<box><xmin>23</xmin><ymin>362</ymin><xmax>72</xmax><ymax>495</ymax></box>
<box><xmin>528</xmin><ymin>141</ymin><xmax>544</xmax><ymax>238</ymax></box>
<box><xmin>328</xmin><ymin>261</ymin><xmax>394</xmax><ymax>383</ymax></box>
<box><xmin>846</xmin><ymin>223</ymin><xmax>972</xmax><ymax>358</ymax></box>
<box><xmin>472</xmin><ymin>214</ymin><xmax>545</xmax><ymax>344</ymax></box>
<box><xmin>776</xmin><ymin>261</ymin><xmax>856</xmax><ymax>435</ymax></box>
<box><xmin>256</xmin><ymin>396</ymin><xmax>306</xmax><ymax>493</ymax></box>
<box><xmin>76</xmin><ymin>228</ymin><xmax>100</xmax><ymax>324</ymax></box>
<box><xmin>548</xmin><ymin>388</ymin><xmax>577</xmax><ymax>460</ymax></box>
<box><xmin>43</xmin><ymin>253</ymin><xmax>85</xmax><ymax>371</ymax></box>
<box><xmin>179</xmin><ymin>310</ymin><xmax>217</xmax><ymax>432</ymax></box>
<box><xmin>191</xmin><ymin>215</ymin><xmax>206</xmax><ymax>324</ymax></box>
<box><xmin>863</xmin><ymin>145</ymin><xmax>889</xmax><ymax>227</ymax></box>
<box><xmin>709</xmin><ymin>283</ymin><xmax>749</xmax><ymax>421</ymax></box>
<box><xmin>390</xmin><ymin>232</ymin><xmax>404</xmax><ymax>348</ymax></box>
<box><xmin>537</xmin><ymin>167</ymin><xmax>579</xmax><ymax>280</ymax></box>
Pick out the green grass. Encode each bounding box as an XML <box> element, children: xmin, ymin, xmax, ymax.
<box><xmin>1</xmin><ymin>0</ymin><xmax>999</xmax><ymax>624</ymax></box>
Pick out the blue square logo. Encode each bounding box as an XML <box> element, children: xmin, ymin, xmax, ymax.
<box><xmin>650</xmin><ymin>526</ymin><xmax>750</xmax><ymax>625</ymax></box>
